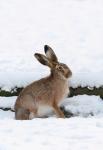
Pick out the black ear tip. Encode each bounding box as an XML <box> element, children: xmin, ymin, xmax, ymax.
<box><xmin>34</xmin><ymin>53</ymin><xmax>37</xmax><ymax>57</ymax></box>
<box><xmin>44</xmin><ymin>45</ymin><xmax>49</xmax><ymax>53</ymax></box>
<box><xmin>34</xmin><ymin>53</ymin><xmax>40</xmax><ymax>58</ymax></box>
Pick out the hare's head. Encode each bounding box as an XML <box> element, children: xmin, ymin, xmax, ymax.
<box><xmin>34</xmin><ymin>45</ymin><xmax>72</xmax><ymax>80</ymax></box>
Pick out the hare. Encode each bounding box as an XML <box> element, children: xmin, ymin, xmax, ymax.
<box><xmin>14</xmin><ymin>45</ymin><xmax>72</xmax><ymax>120</ymax></box>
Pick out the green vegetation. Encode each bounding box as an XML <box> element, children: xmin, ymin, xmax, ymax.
<box><xmin>0</xmin><ymin>87</ymin><xmax>103</xmax><ymax>98</ymax></box>
<box><xmin>70</xmin><ymin>87</ymin><xmax>103</xmax><ymax>99</ymax></box>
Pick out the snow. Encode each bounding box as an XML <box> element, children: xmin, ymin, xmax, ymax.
<box><xmin>0</xmin><ymin>95</ymin><xmax>103</xmax><ymax>149</ymax></box>
<box><xmin>0</xmin><ymin>0</ymin><xmax>103</xmax><ymax>90</ymax></box>
<box><xmin>0</xmin><ymin>96</ymin><xmax>16</xmax><ymax>110</ymax></box>
<box><xmin>1</xmin><ymin>116</ymin><xmax>103</xmax><ymax>150</ymax></box>
<box><xmin>63</xmin><ymin>95</ymin><xmax>103</xmax><ymax>117</ymax></box>
<box><xmin>0</xmin><ymin>110</ymin><xmax>14</xmax><ymax>120</ymax></box>
<box><xmin>0</xmin><ymin>0</ymin><xmax>103</xmax><ymax>149</ymax></box>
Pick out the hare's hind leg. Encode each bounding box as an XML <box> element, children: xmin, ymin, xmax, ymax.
<box><xmin>15</xmin><ymin>107</ymin><xmax>30</xmax><ymax>120</ymax></box>
<box><xmin>29</xmin><ymin>109</ymin><xmax>38</xmax><ymax>119</ymax></box>
<box><xmin>15</xmin><ymin>107</ymin><xmax>38</xmax><ymax>120</ymax></box>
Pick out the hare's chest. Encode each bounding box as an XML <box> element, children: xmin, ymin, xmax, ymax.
<box><xmin>55</xmin><ymin>82</ymin><xmax>69</xmax><ymax>102</ymax></box>
<box><xmin>61</xmin><ymin>85</ymin><xmax>69</xmax><ymax>99</ymax></box>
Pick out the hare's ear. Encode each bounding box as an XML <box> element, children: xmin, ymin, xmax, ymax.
<box><xmin>44</xmin><ymin>45</ymin><xmax>58</xmax><ymax>62</ymax></box>
<box><xmin>34</xmin><ymin>53</ymin><xmax>52</xmax><ymax>67</ymax></box>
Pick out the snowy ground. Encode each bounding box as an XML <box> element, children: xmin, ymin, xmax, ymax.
<box><xmin>0</xmin><ymin>0</ymin><xmax>103</xmax><ymax>150</ymax></box>
<box><xmin>0</xmin><ymin>95</ymin><xmax>103</xmax><ymax>150</ymax></box>
<box><xmin>1</xmin><ymin>117</ymin><xmax>103</xmax><ymax>150</ymax></box>
<box><xmin>0</xmin><ymin>0</ymin><xmax>103</xmax><ymax>90</ymax></box>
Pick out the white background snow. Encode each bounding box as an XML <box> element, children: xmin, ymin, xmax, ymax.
<box><xmin>0</xmin><ymin>0</ymin><xmax>103</xmax><ymax>90</ymax></box>
<box><xmin>0</xmin><ymin>0</ymin><xmax>103</xmax><ymax>150</ymax></box>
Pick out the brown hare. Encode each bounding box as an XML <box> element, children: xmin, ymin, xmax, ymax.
<box><xmin>14</xmin><ymin>45</ymin><xmax>72</xmax><ymax>120</ymax></box>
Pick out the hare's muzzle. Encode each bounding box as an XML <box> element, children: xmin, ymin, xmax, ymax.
<box><xmin>65</xmin><ymin>69</ymin><xmax>72</xmax><ymax>78</ymax></box>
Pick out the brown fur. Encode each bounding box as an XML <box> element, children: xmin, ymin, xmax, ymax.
<box><xmin>14</xmin><ymin>45</ymin><xmax>72</xmax><ymax>120</ymax></box>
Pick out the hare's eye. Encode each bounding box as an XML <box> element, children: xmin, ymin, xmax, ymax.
<box><xmin>58</xmin><ymin>66</ymin><xmax>63</xmax><ymax>70</ymax></box>
<box><xmin>56</xmin><ymin>65</ymin><xmax>63</xmax><ymax>70</ymax></box>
